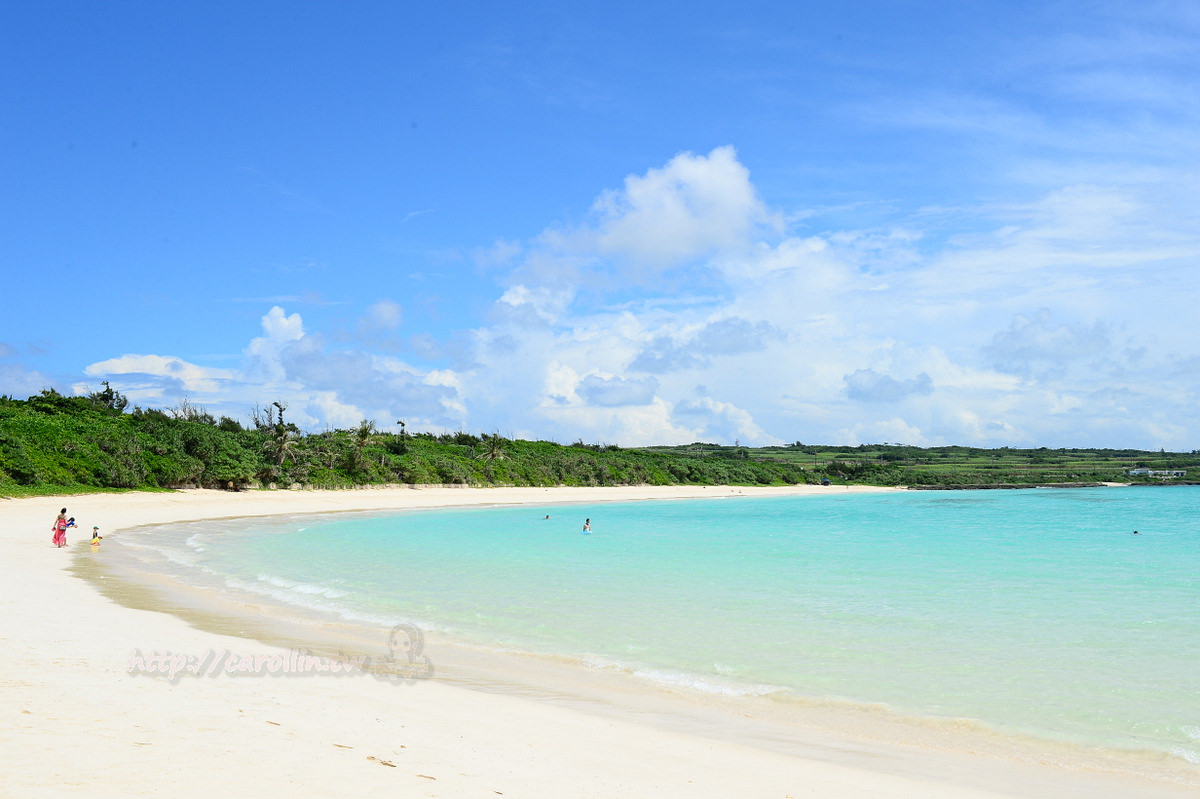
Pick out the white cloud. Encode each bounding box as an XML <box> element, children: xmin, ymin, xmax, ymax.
<box><xmin>458</xmin><ymin>147</ymin><xmax>1200</xmax><ymax>449</ymax></box>
<box><xmin>577</xmin><ymin>374</ymin><xmax>659</xmax><ymax>407</ymax></box>
<box><xmin>535</xmin><ymin>397</ymin><xmax>698</xmax><ymax>447</ymax></box>
<box><xmin>496</xmin><ymin>285</ymin><xmax>575</xmax><ymax>324</ymax></box>
<box><xmin>72</xmin><ymin>144</ymin><xmax>1200</xmax><ymax>450</ymax></box>
<box><xmin>590</xmin><ymin>145</ymin><xmax>782</xmax><ymax>268</ymax></box>
<box><xmin>501</xmin><ymin>146</ymin><xmax>784</xmax><ymax>295</ymax></box>
<box><xmin>983</xmin><ymin>309</ymin><xmax>1114</xmax><ymax>379</ymax></box>
<box><xmin>672</xmin><ymin>395</ymin><xmax>776</xmax><ymax>445</ymax></box>
<box><xmin>81</xmin><ymin>306</ymin><xmax>466</xmax><ymax>433</ymax></box>
<box><xmin>84</xmin><ymin>355</ymin><xmax>234</xmax><ymax>395</ymax></box>
<box><xmin>837</xmin><ymin>418</ymin><xmax>932</xmax><ymax>448</ymax></box>
<box><xmin>363</xmin><ymin>299</ymin><xmax>403</xmax><ymax>331</ymax></box>
<box><xmin>0</xmin><ymin>342</ymin><xmax>56</xmax><ymax>397</ymax></box>
<box><xmin>0</xmin><ymin>363</ymin><xmax>53</xmax><ymax>397</ymax></box>
<box><xmin>843</xmin><ymin>369</ymin><xmax>934</xmax><ymax>402</ymax></box>
<box><xmin>630</xmin><ymin>316</ymin><xmax>783</xmax><ymax>374</ymax></box>
<box><xmin>245</xmin><ymin>306</ymin><xmax>306</xmax><ymax>383</ymax></box>
<box><xmin>306</xmin><ymin>391</ymin><xmax>366</xmax><ymax>430</ymax></box>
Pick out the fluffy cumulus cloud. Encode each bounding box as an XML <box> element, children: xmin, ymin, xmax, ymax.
<box><xmin>449</xmin><ymin>146</ymin><xmax>1200</xmax><ymax>448</ymax></box>
<box><xmin>75</xmin><ymin>146</ymin><xmax>1200</xmax><ymax>448</ymax></box>
<box><xmin>83</xmin><ymin>355</ymin><xmax>235</xmax><ymax>398</ymax></box>
<box><xmin>81</xmin><ymin>306</ymin><xmax>465</xmax><ymax>433</ymax></box>
<box><xmin>590</xmin><ymin>145</ymin><xmax>782</xmax><ymax>268</ymax></box>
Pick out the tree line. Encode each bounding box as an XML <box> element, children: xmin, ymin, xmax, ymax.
<box><xmin>0</xmin><ymin>387</ymin><xmax>810</xmax><ymax>494</ymax></box>
<box><xmin>6</xmin><ymin>387</ymin><xmax>1194</xmax><ymax>495</ymax></box>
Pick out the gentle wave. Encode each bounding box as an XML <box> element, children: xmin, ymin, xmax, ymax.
<box><xmin>1170</xmin><ymin>746</ymin><xmax>1200</xmax><ymax>765</ymax></box>
<box><xmin>579</xmin><ymin>653</ymin><xmax>789</xmax><ymax>697</ymax></box>
<box><xmin>221</xmin><ymin>575</ymin><xmax>401</xmax><ymax>628</ymax></box>
<box><xmin>114</xmin><ymin>535</ymin><xmax>197</xmax><ymax>569</ymax></box>
<box><xmin>254</xmin><ymin>572</ymin><xmax>348</xmax><ymax>599</ymax></box>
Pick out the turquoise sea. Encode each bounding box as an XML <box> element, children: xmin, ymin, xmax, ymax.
<box><xmin>114</xmin><ymin>486</ymin><xmax>1200</xmax><ymax>764</ymax></box>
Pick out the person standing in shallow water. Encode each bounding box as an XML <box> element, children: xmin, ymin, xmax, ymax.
<box><xmin>52</xmin><ymin>508</ymin><xmax>68</xmax><ymax>548</ymax></box>
<box><xmin>582</xmin><ymin>518</ymin><xmax>591</xmax><ymax>534</ymax></box>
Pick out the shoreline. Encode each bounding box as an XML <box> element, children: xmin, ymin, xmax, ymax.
<box><xmin>3</xmin><ymin>485</ymin><xmax>1195</xmax><ymax>797</ymax></box>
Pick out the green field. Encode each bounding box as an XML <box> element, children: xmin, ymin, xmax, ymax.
<box><xmin>643</xmin><ymin>443</ymin><xmax>1199</xmax><ymax>487</ymax></box>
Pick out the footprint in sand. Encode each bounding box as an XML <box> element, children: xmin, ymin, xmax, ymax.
<box><xmin>366</xmin><ymin>756</ymin><xmax>397</xmax><ymax>768</ymax></box>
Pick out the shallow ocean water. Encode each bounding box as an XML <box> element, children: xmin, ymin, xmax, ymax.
<box><xmin>117</xmin><ymin>486</ymin><xmax>1200</xmax><ymax>762</ymax></box>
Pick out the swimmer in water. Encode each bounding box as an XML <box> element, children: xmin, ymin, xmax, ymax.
<box><xmin>582</xmin><ymin>518</ymin><xmax>591</xmax><ymax>534</ymax></box>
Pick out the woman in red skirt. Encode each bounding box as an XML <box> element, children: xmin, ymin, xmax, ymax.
<box><xmin>52</xmin><ymin>507</ymin><xmax>68</xmax><ymax>547</ymax></box>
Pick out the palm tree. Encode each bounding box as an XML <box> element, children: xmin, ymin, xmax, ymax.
<box><xmin>478</xmin><ymin>433</ymin><xmax>507</xmax><ymax>463</ymax></box>
<box><xmin>353</xmin><ymin>420</ymin><xmax>377</xmax><ymax>471</ymax></box>
<box><xmin>269</xmin><ymin>401</ymin><xmax>297</xmax><ymax>466</ymax></box>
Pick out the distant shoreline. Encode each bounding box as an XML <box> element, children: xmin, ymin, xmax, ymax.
<box><xmin>18</xmin><ymin>477</ymin><xmax>1200</xmax><ymax>502</ymax></box>
<box><xmin>3</xmin><ymin>390</ymin><xmax>1195</xmax><ymax>496</ymax></box>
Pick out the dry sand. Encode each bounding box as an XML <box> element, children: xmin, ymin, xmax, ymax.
<box><xmin>2</xmin><ymin>485</ymin><xmax>1194</xmax><ymax>798</ymax></box>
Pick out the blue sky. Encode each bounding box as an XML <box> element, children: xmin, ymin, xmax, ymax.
<box><xmin>3</xmin><ymin>1</ymin><xmax>1198</xmax><ymax>448</ymax></box>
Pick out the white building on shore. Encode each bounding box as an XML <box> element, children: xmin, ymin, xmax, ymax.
<box><xmin>1127</xmin><ymin>468</ymin><xmax>1187</xmax><ymax>478</ymax></box>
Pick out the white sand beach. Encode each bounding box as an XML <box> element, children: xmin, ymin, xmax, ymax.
<box><xmin>2</xmin><ymin>485</ymin><xmax>1194</xmax><ymax>798</ymax></box>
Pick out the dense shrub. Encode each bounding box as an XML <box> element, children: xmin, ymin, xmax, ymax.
<box><xmin>0</xmin><ymin>390</ymin><xmax>815</xmax><ymax>495</ymax></box>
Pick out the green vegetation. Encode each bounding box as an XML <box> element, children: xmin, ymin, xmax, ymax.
<box><xmin>2</xmin><ymin>388</ymin><xmax>1195</xmax><ymax>496</ymax></box>
<box><xmin>0</xmin><ymin>388</ymin><xmax>807</xmax><ymax>495</ymax></box>
<box><xmin>645</xmin><ymin>442</ymin><xmax>1200</xmax><ymax>488</ymax></box>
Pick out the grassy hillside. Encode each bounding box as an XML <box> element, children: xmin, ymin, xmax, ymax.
<box><xmin>0</xmin><ymin>389</ymin><xmax>807</xmax><ymax>495</ymax></box>
<box><xmin>644</xmin><ymin>443</ymin><xmax>1200</xmax><ymax>487</ymax></box>
<box><xmin>3</xmin><ymin>388</ymin><xmax>1195</xmax><ymax>496</ymax></box>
